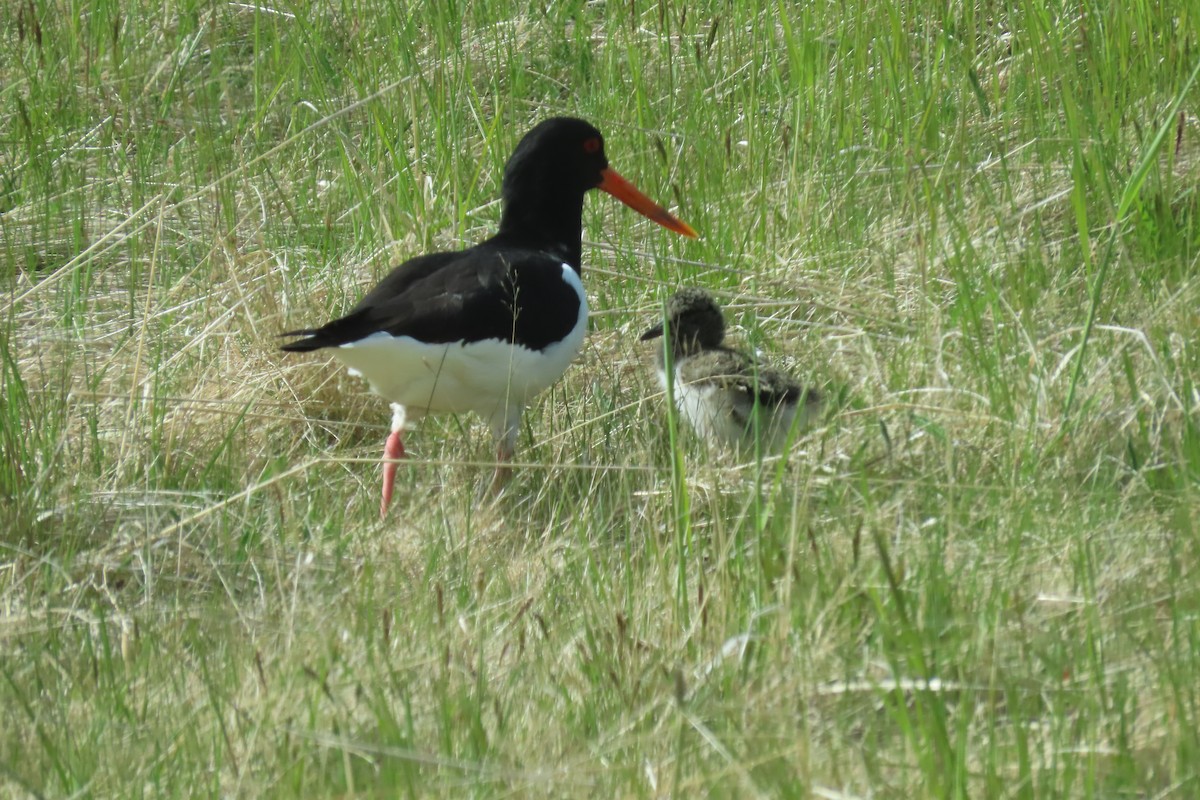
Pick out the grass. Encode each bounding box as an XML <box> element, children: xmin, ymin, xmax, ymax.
<box><xmin>3</xmin><ymin>0</ymin><xmax>1200</xmax><ymax>796</ymax></box>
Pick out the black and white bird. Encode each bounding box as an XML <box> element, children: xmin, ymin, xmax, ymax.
<box><xmin>640</xmin><ymin>288</ymin><xmax>822</xmax><ymax>453</ymax></box>
<box><xmin>282</xmin><ymin>117</ymin><xmax>697</xmax><ymax>516</ymax></box>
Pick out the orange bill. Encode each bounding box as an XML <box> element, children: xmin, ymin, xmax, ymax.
<box><xmin>598</xmin><ymin>167</ymin><xmax>699</xmax><ymax>239</ymax></box>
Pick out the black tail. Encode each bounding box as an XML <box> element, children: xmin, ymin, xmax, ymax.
<box><xmin>279</xmin><ymin>330</ymin><xmax>326</xmax><ymax>352</ymax></box>
<box><xmin>279</xmin><ymin>308</ymin><xmax>372</xmax><ymax>352</ymax></box>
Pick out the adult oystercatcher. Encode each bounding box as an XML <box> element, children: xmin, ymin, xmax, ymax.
<box><xmin>282</xmin><ymin>117</ymin><xmax>696</xmax><ymax>515</ymax></box>
<box><xmin>640</xmin><ymin>288</ymin><xmax>822</xmax><ymax>453</ymax></box>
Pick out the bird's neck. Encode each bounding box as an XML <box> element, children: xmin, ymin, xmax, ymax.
<box><xmin>659</xmin><ymin>333</ymin><xmax>709</xmax><ymax>365</ymax></box>
<box><xmin>497</xmin><ymin>193</ymin><xmax>586</xmax><ymax>270</ymax></box>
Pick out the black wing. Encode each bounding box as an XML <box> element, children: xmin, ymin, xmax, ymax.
<box><xmin>679</xmin><ymin>349</ymin><xmax>805</xmax><ymax>407</ymax></box>
<box><xmin>281</xmin><ymin>245</ymin><xmax>581</xmax><ymax>353</ymax></box>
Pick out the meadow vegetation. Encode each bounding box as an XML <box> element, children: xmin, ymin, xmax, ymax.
<box><xmin>3</xmin><ymin>0</ymin><xmax>1200</xmax><ymax>796</ymax></box>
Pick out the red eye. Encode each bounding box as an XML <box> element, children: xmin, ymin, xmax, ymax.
<box><xmin>582</xmin><ymin>137</ymin><xmax>601</xmax><ymax>154</ymax></box>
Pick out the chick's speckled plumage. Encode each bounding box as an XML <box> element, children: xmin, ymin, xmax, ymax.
<box><xmin>641</xmin><ymin>288</ymin><xmax>822</xmax><ymax>452</ymax></box>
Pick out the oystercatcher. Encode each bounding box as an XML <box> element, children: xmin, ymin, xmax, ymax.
<box><xmin>640</xmin><ymin>288</ymin><xmax>822</xmax><ymax>453</ymax></box>
<box><xmin>282</xmin><ymin>117</ymin><xmax>696</xmax><ymax>515</ymax></box>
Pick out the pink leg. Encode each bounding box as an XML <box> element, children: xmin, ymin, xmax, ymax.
<box><xmin>380</xmin><ymin>430</ymin><xmax>407</xmax><ymax>518</ymax></box>
<box><xmin>489</xmin><ymin>441</ymin><xmax>514</xmax><ymax>495</ymax></box>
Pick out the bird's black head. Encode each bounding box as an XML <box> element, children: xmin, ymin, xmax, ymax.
<box><xmin>502</xmin><ymin>117</ymin><xmax>610</xmax><ymax>200</ymax></box>
<box><xmin>497</xmin><ymin>117</ymin><xmax>696</xmax><ymax>267</ymax></box>
<box><xmin>640</xmin><ymin>287</ymin><xmax>727</xmax><ymax>357</ymax></box>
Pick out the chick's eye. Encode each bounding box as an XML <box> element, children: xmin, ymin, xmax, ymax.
<box><xmin>582</xmin><ymin>137</ymin><xmax>601</xmax><ymax>154</ymax></box>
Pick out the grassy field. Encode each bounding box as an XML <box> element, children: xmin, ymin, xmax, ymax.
<box><xmin>4</xmin><ymin>0</ymin><xmax>1200</xmax><ymax>796</ymax></box>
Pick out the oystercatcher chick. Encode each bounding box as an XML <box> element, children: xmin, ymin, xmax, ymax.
<box><xmin>282</xmin><ymin>117</ymin><xmax>697</xmax><ymax>516</ymax></box>
<box><xmin>640</xmin><ymin>288</ymin><xmax>822</xmax><ymax>454</ymax></box>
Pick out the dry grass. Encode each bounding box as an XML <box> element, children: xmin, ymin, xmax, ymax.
<box><xmin>4</xmin><ymin>0</ymin><xmax>1200</xmax><ymax>797</ymax></box>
